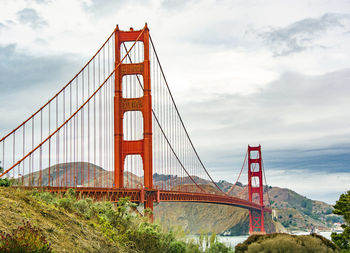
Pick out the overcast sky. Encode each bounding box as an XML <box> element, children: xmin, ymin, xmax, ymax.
<box><xmin>1</xmin><ymin>0</ymin><xmax>350</xmax><ymax>204</ymax></box>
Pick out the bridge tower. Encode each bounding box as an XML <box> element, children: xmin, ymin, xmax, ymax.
<box><xmin>114</xmin><ymin>25</ymin><xmax>153</xmax><ymax>210</ymax></box>
<box><xmin>248</xmin><ymin>145</ymin><xmax>266</xmax><ymax>234</ymax></box>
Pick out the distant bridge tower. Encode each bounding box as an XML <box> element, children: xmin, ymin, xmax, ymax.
<box><xmin>248</xmin><ymin>145</ymin><xmax>266</xmax><ymax>234</ymax></box>
<box><xmin>114</xmin><ymin>25</ymin><xmax>153</xmax><ymax>210</ymax></box>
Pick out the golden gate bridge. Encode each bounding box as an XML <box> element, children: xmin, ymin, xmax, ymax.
<box><xmin>0</xmin><ymin>24</ymin><xmax>271</xmax><ymax>234</ymax></box>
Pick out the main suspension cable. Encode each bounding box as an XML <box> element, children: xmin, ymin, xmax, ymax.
<box><xmin>227</xmin><ymin>150</ymin><xmax>248</xmax><ymax>195</ymax></box>
<box><xmin>262</xmin><ymin>157</ymin><xmax>271</xmax><ymax>207</ymax></box>
<box><xmin>149</xmin><ymin>35</ymin><xmax>226</xmax><ymax>194</ymax></box>
<box><xmin>121</xmin><ymin>43</ymin><xmax>206</xmax><ymax>193</ymax></box>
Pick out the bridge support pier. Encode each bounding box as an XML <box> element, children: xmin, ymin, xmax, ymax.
<box><xmin>248</xmin><ymin>145</ymin><xmax>266</xmax><ymax>234</ymax></box>
<box><xmin>249</xmin><ymin>209</ymin><xmax>265</xmax><ymax>234</ymax></box>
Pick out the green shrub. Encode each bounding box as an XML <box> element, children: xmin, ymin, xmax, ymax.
<box><xmin>98</xmin><ymin>216</ymin><xmax>118</xmax><ymax>242</ymax></box>
<box><xmin>73</xmin><ymin>198</ymin><xmax>93</xmax><ymax>219</ymax></box>
<box><xmin>0</xmin><ymin>178</ymin><xmax>11</xmax><ymax>187</ymax></box>
<box><xmin>0</xmin><ymin>221</ymin><xmax>52</xmax><ymax>252</ymax></box>
<box><xmin>332</xmin><ymin>226</ymin><xmax>350</xmax><ymax>251</ymax></box>
<box><xmin>33</xmin><ymin>191</ymin><xmax>57</xmax><ymax>204</ymax></box>
<box><xmin>206</xmin><ymin>241</ymin><xmax>234</xmax><ymax>253</ymax></box>
<box><xmin>125</xmin><ymin>222</ymin><xmax>174</xmax><ymax>253</ymax></box>
<box><xmin>91</xmin><ymin>201</ymin><xmax>114</xmax><ymax>217</ymax></box>
<box><xmin>235</xmin><ymin>233</ymin><xmax>339</xmax><ymax>253</ymax></box>
<box><xmin>65</xmin><ymin>188</ymin><xmax>76</xmax><ymax>198</ymax></box>
<box><xmin>99</xmin><ymin>198</ymin><xmax>138</xmax><ymax>236</ymax></box>
<box><xmin>57</xmin><ymin>197</ymin><xmax>74</xmax><ymax>211</ymax></box>
<box><xmin>168</xmin><ymin>240</ymin><xmax>187</xmax><ymax>253</ymax></box>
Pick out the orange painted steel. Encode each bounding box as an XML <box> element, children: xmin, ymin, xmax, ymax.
<box><xmin>24</xmin><ymin>186</ymin><xmax>271</xmax><ymax>213</ymax></box>
<box><xmin>114</xmin><ymin>25</ymin><xmax>153</xmax><ymax>210</ymax></box>
<box><xmin>248</xmin><ymin>145</ymin><xmax>266</xmax><ymax>234</ymax></box>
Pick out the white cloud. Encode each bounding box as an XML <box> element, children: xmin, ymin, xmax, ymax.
<box><xmin>258</xmin><ymin>13</ymin><xmax>350</xmax><ymax>56</ymax></box>
<box><xmin>266</xmin><ymin>169</ymin><xmax>350</xmax><ymax>204</ymax></box>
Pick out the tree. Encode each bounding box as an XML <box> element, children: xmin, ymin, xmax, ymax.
<box><xmin>331</xmin><ymin>190</ymin><xmax>350</xmax><ymax>251</ymax></box>
<box><xmin>0</xmin><ymin>161</ymin><xmax>3</xmax><ymax>174</ymax></box>
<box><xmin>333</xmin><ymin>190</ymin><xmax>350</xmax><ymax>224</ymax></box>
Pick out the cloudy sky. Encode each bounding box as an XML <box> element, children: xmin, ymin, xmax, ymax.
<box><xmin>1</xmin><ymin>0</ymin><xmax>350</xmax><ymax>204</ymax></box>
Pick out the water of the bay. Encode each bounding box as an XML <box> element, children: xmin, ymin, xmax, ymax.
<box><xmin>188</xmin><ymin>232</ymin><xmax>332</xmax><ymax>249</ymax></box>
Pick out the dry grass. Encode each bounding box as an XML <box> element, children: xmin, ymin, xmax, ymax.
<box><xmin>0</xmin><ymin>187</ymin><xmax>118</xmax><ymax>252</ymax></box>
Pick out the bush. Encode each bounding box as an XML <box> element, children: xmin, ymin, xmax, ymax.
<box><xmin>0</xmin><ymin>178</ymin><xmax>11</xmax><ymax>187</ymax></box>
<box><xmin>74</xmin><ymin>198</ymin><xmax>93</xmax><ymax>219</ymax></box>
<box><xmin>33</xmin><ymin>191</ymin><xmax>56</xmax><ymax>204</ymax></box>
<box><xmin>65</xmin><ymin>188</ymin><xmax>76</xmax><ymax>198</ymax></box>
<box><xmin>332</xmin><ymin>226</ymin><xmax>350</xmax><ymax>251</ymax></box>
<box><xmin>91</xmin><ymin>201</ymin><xmax>114</xmax><ymax>216</ymax></box>
<box><xmin>235</xmin><ymin>233</ymin><xmax>339</xmax><ymax>253</ymax></box>
<box><xmin>57</xmin><ymin>197</ymin><xmax>74</xmax><ymax>211</ymax></box>
<box><xmin>98</xmin><ymin>215</ymin><xmax>118</xmax><ymax>242</ymax></box>
<box><xmin>0</xmin><ymin>221</ymin><xmax>52</xmax><ymax>252</ymax></box>
<box><xmin>168</xmin><ymin>240</ymin><xmax>187</xmax><ymax>253</ymax></box>
<box><xmin>206</xmin><ymin>241</ymin><xmax>234</xmax><ymax>253</ymax></box>
<box><xmin>96</xmin><ymin>198</ymin><xmax>134</xmax><ymax>235</ymax></box>
<box><xmin>125</xmin><ymin>222</ymin><xmax>174</xmax><ymax>253</ymax></box>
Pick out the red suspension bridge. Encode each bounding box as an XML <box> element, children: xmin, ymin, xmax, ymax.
<box><xmin>0</xmin><ymin>25</ymin><xmax>271</xmax><ymax>234</ymax></box>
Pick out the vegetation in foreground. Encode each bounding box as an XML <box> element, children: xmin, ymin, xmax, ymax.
<box><xmin>0</xmin><ymin>186</ymin><xmax>233</xmax><ymax>252</ymax></box>
<box><xmin>331</xmin><ymin>190</ymin><xmax>350</xmax><ymax>252</ymax></box>
<box><xmin>235</xmin><ymin>233</ymin><xmax>339</xmax><ymax>253</ymax></box>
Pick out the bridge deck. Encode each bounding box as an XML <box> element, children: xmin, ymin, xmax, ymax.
<box><xmin>23</xmin><ymin>186</ymin><xmax>271</xmax><ymax>213</ymax></box>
